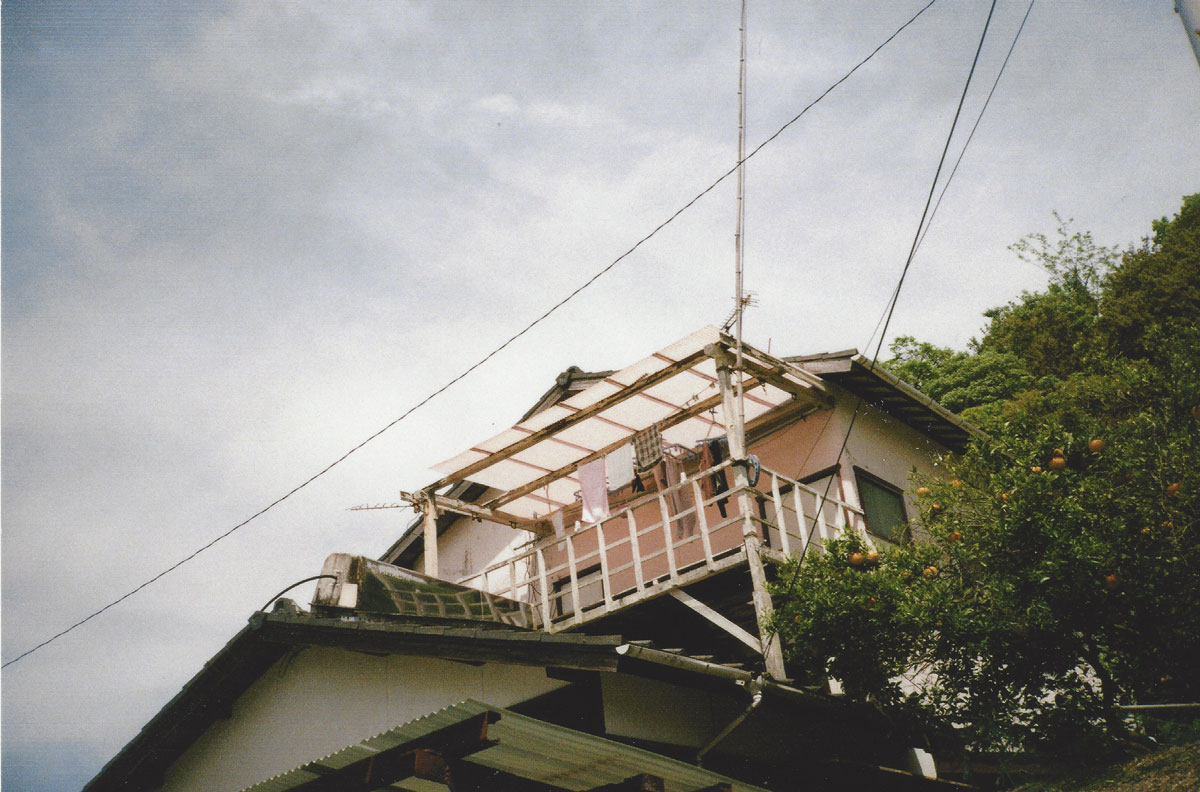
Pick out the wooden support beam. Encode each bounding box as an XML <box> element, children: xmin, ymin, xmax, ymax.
<box><xmin>737</xmin><ymin>355</ymin><xmax>831</xmax><ymax>408</ymax></box>
<box><xmin>287</xmin><ymin>711</ymin><xmax>499</xmax><ymax>792</ymax></box>
<box><xmin>669</xmin><ymin>589</ymin><xmax>761</xmax><ymax>652</ymax></box>
<box><xmin>485</xmin><ymin>375</ymin><xmax>766</xmax><ymax>512</ymax></box>
<box><xmin>422</xmin><ymin>491</ymin><xmax>440</xmax><ymax>578</ymax></box>
<box><xmin>430</xmin><ymin>348</ymin><xmax>711</xmax><ymax>490</ymax></box>
<box><xmin>734</xmin><ymin>338</ymin><xmax>830</xmax><ymax>393</ymax></box>
<box><xmin>714</xmin><ymin>349</ymin><xmax>788</xmax><ymax>681</ymax></box>
<box><xmin>401</xmin><ymin>491</ymin><xmax>543</xmax><ymax>533</ymax></box>
<box><xmin>587</xmin><ymin>774</ymin><xmax>664</xmax><ymax>792</ymax></box>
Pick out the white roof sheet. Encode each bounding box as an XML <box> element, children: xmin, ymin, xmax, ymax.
<box><xmin>431</xmin><ymin>326</ymin><xmax>821</xmax><ymax>520</ymax></box>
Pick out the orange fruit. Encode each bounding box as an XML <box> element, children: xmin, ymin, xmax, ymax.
<box><xmin>1049</xmin><ymin>456</ymin><xmax>1067</xmax><ymax>470</ymax></box>
<box><xmin>1088</xmin><ymin>438</ymin><xmax>1104</xmax><ymax>452</ymax></box>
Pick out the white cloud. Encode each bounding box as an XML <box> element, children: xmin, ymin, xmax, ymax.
<box><xmin>3</xmin><ymin>2</ymin><xmax>1199</xmax><ymax>790</ymax></box>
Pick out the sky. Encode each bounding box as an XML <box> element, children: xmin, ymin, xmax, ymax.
<box><xmin>2</xmin><ymin>1</ymin><xmax>1198</xmax><ymax>789</ymax></box>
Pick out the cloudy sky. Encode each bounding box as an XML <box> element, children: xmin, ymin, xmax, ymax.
<box><xmin>3</xmin><ymin>1</ymin><xmax>1198</xmax><ymax>789</ymax></box>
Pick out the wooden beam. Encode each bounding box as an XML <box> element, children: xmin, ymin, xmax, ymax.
<box><xmin>587</xmin><ymin>774</ymin><xmax>664</xmax><ymax>792</ymax></box>
<box><xmin>429</xmin><ymin>348</ymin><xmax>711</xmax><ymax>490</ymax></box>
<box><xmin>669</xmin><ymin>589</ymin><xmax>762</xmax><ymax>652</ymax></box>
<box><xmin>287</xmin><ymin>712</ymin><xmax>499</xmax><ymax>792</ymax></box>
<box><xmin>737</xmin><ymin>356</ymin><xmax>831</xmax><ymax>408</ymax></box>
<box><xmin>400</xmin><ymin>491</ymin><xmax>543</xmax><ymax>533</ymax></box>
<box><xmin>422</xmin><ymin>492</ymin><xmax>439</xmax><ymax>578</ymax></box>
<box><xmin>714</xmin><ymin>350</ymin><xmax>788</xmax><ymax>681</ymax></box>
<box><xmin>722</xmin><ymin>332</ymin><xmax>830</xmax><ymax>393</ymax></box>
<box><xmin>484</xmin><ymin>375</ymin><xmax>766</xmax><ymax>512</ymax></box>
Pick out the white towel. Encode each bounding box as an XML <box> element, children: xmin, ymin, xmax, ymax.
<box><xmin>579</xmin><ymin>458</ymin><xmax>611</xmax><ymax>524</ymax></box>
<box><xmin>606</xmin><ymin>444</ymin><xmax>636</xmax><ymax>490</ymax></box>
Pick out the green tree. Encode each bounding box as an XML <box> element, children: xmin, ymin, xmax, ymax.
<box><xmin>771</xmin><ymin>196</ymin><xmax>1200</xmax><ymax>758</ymax></box>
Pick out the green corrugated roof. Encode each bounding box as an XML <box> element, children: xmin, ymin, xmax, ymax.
<box><xmin>241</xmin><ymin>699</ymin><xmax>770</xmax><ymax>792</ymax></box>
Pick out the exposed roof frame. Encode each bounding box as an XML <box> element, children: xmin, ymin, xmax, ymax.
<box><xmin>464</xmin><ymin>336</ymin><xmax>829</xmax><ymax>514</ymax></box>
<box><xmin>427</xmin><ymin>346</ymin><xmax>713</xmax><ymax>492</ymax></box>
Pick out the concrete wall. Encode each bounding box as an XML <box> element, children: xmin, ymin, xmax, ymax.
<box><xmin>160</xmin><ymin>649</ymin><xmax>564</xmax><ymax>792</ymax></box>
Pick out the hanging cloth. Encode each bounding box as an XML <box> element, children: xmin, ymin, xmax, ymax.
<box><xmin>652</xmin><ymin>455</ymin><xmax>696</xmax><ymax>538</ymax></box>
<box><xmin>700</xmin><ymin>437</ymin><xmax>730</xmax><ymax>517</ymax></box>
<box><xmin>606</xmin><ymin>444</ymin><xmax>636</xmax><ymax>490</ymax></box>
<box><xmin>579</xmin><ymin>458</ymin><xmax>611</xmax><ymax>524</ymax></box>
<box><xmin>633</xmin><ymin>425</ymin><xmax>664</xmax><ymax>473</ymax></box>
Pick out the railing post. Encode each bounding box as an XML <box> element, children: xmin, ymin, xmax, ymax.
<box><xmin>691</xmin><ymin>478</ymin><xmax>715</xmax><ymax>569</ymax></box>
<box><xmin>658</xmin><ymin>494</ymin><xmax>679</xmax><ymax>581</ymax></box>
<box><xmin>596</xmin><ymin>520</ymin><xmax>614</xmax><ymax>612</ymax></box>
<box><xmin>770</xmin><ymin>472</ymin><xmax>790</xmax><ymax>556</ymax></box>
<box><xmin>627</xmin><ymin>509</ymin><xmax>645</xmax><ymax>591</ymax></box>
<box><xmin>508</xmin><ymin>558</ymin><xmax>518</xmax><ymax>603</ymax></box>
<box><xmin>791</xmin><ymin>485</ymin><xmax>808</xmax><ymax>555</ymax></box>
<box><xmin>565</xmin><ymin>525</ymin><xmax>583</xmax><ymax>625</ymax></box>
<box><xmin>535</xmin><ymin>547</ymin><xmax>552</xmax><ymax>631</ymax></box>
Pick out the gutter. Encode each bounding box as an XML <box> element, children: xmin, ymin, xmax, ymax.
<box><xmin>696</xmin><ymin>676</ymin><xmax>765</xmax><ymax>766</ymax></box>
<box><xmin>614</xmin><ymin>643</ymin><xmax>871</xmax><ymax>719</ymax></box>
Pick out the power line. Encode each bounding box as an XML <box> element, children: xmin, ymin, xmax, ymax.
<box><xmin>774</xmin><ymin>0</ymin><xmax>1005</xmax><ymax>611</ymax></box>
<box><xmin>862</xmin><ymin>0</ymin><xmax>1037</xmax><ymax>353</ymax></box>
<box><xmin>1</xmin><ymin>0</ymin><xmax>939</xmax><ymax>670</ymax></box>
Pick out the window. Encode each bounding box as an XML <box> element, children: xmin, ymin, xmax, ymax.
<box><xmin>853</xmin><ymin>468</ymin><xmax>908</xmax><ymax>542</ymax></box>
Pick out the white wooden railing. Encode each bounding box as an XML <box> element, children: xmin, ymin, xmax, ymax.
<box><xmin>456</xmin><ymin>460</ymin><xmax>872</xmax><ymax>632</ymax></box>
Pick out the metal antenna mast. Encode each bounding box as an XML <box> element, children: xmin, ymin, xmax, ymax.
<box><xmin>733</xmin><ymin>0</ymin><xmax>748</xmax><ymax>444</ymax></box>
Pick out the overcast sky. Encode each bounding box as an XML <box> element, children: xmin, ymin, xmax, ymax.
<box><xmin>3</xmin><ymin>1</ymin><xmax>1198</xmax><ymax>789</ymax></box>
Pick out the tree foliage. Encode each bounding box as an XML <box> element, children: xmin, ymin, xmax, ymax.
<box><xmin>770</xmin><ymin>196</ymin><xmax>1200</xmax><ymax>758</ymax></box>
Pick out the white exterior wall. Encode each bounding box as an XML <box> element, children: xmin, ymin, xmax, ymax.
<box><xmin>746</xmin><ymin>382</ymin><xmax>952</xmax><ymax>542</ymax></box>
<box><xmin>160</xmin><ymin>648</ymin><xmax>564</xmax><ymax>792</ymax></box>
<box><xmin>413</xmin><ymin>516</ymin><xmax>535</xmax><ymax>589</ymax></box>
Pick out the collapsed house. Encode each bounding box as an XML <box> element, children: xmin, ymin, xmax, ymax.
<box><xmin>85</xmin><ymin>326</ymin><xmax>978</xmax><ymax>792</ymax></box>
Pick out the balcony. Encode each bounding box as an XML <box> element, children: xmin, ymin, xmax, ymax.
<box><xmin>455</xmin><ymin>457</ymin><xmax>873</xmax><ymax>633</ymax></box>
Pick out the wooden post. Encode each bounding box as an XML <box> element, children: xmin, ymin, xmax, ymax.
<box><xmin>691</xmin><ymin>478</ymin><xmax>715</xmax><ymax>569</ymax></box>
<box><xmin>711</xmin><ymin>345</ymin><xmax>787</xmax><ymax>680</ymax></box>
<box><xmin>422</xmin><ymin>491</ymin><xmax>439</xmax><ymax>579</ymax></box>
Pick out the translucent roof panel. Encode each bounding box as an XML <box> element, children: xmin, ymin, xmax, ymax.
<box><xmin>430</xmin><ymin>326</ymin><xmax>826</xmax><ymax>520</ymax></box>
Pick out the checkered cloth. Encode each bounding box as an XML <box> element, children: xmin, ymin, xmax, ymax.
<box><xmin>632</xmin><ymin>425</ymin><xmax>664</xmax><ymax>473</ymax></box>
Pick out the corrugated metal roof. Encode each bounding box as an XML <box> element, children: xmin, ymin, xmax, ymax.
<box><xmin>240</xmin><ymin>699</ymin><xmax>771</xmax><ymax>792</ymax></box>
<box><xmin>431</xmin><ymin>326</ymin><xmax>825</xmax><ymax>520</ymax></box>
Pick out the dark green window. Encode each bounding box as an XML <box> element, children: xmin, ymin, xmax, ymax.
<box><xmin>854</xmin><ymin>468</ymin><xmax>907</xmax><ymax>542</ymax></box>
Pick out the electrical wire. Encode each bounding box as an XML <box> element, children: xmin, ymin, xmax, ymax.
<box><xmin>864</xmin><ymin>0</ymin><xmax>1038</xmax><ymax>353</ymax></box>
<box><xmin>257</xmin><ymin>575</ymin><xmax>339</xmax><ymax>614</ymax></box>
<box><xmin>773</xmin><ymin>0</ymin><xmax>1005</xmax><ymax>613</ymax></box>
<box><xmin>1</xmin><ymin>0</ymin><xmax>939</xmax><ymax>671</ymax></box>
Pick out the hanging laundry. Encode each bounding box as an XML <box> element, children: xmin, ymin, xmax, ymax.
<box><xmin>700</xmin><ymin>437</ymin><xmax>730</xmax><ymax>518</ymax></box>
<box><xmin>606</xmin><ymin>444</ymin><xmax>636</xmax><ymax>490</ymax></box>
<box><xmin>652</xmin><ymin>455</ymin><xmax>696</xmax><ymax>538</ymax></box>
<box><xmin>578</xmin><ymin>458</ymin><xmax>611</xmax><ymax>524</ymax></box>
<box><xmin>632</xmin><ymin>425</ymin><xmax>664</xmax><ymax>473</ymax></box>
<box><xmin>550</xmin><ymin>510</ymin><xmax>565</xmax><ymax>537</ymax></box>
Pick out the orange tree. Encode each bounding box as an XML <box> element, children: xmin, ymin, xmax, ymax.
<box><xmin>768</xmin><ymin>197</ymin><xmax>1200</xmax><ymax>756</ymax></box>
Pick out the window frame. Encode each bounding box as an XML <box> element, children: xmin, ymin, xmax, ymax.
<box><xmin>852</xmin><ymin>466</ymin><xmax>909</xmax><ymax>543</ymax></box>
